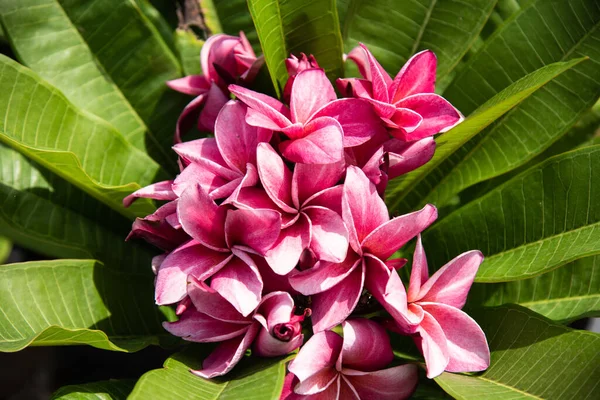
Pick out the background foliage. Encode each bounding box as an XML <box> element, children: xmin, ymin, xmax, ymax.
<box><xmin>0</xmin><ymin>0</ymin><xmax>599</xmax><ymax>398</ymax></box>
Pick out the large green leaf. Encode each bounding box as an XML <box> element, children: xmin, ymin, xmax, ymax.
<box><xmin>386</xmin><ymin>57</ymin><xmax>584</xmax><ymax>213</ymax></box>
<box><xmin>402</xmin><ymin>0</ymin><xmax>600</xmax><ymax>211</ymax></box>
<box><xmin>339</xmin><ymin>0</ymin><xmax>496</xmax><ymax>81</ymax></box>
<box><xmin>52</xmin><ymin>380</ymin><xmax>134</xmax><ymax>400</ymax></box>
<box><xmin>0</xmin><ymin>55</ymin><xmax>165</xmax><ymax>219</ymax></box>
<box><xmin>0</xmin><ymin>143</ymin><xmax>154</xmax><ymax>273</ymax></box>
<box><xmin>247</xmin><ymin>0</ymin><xmax>344</xmax><ymax>95</ymax></box>
<box><xmin>0</xmin><ymin>260</ymin><xmax>167</xmax><ymax>352</ymax></box>
<box><xmin>201</xmin><ymin>0</ymin><xmax>258</xmax><ymax>51</ymax></box>
<box><xmin>0</xmin><ymin>235</ymin><xmax>11</xmax><ymax>263</ymax></box>
<box><xmin>468</xmin><ymin>255</ymin><xmax>600</xmax><ymax>324</ymax></box>
<box><xmin>422</xmin><ymin>146</ymin><xmax>600</xmax><ymax>282</ymax></box>
<box><xmin>129</xmin><ymin>349</ymin><xmax>288</xmax><ymax>399</ymax></box>
<box><xmin>0</xmin><ymin>0</ymin><xmax>182</xmax><ymax>170</ymax></box>
<box><xmin>435</xmin><ymin>305</ymin><xmax>600</xmax><ymax>399</ymax></box>
<box><xmin>175</xmin><ymin>29</ymin><xmax>204</xmax><ymax>76</ymax></box>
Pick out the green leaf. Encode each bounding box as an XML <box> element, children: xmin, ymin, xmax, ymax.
<box><xmin>0</xmin><ymin>259</ymin><xmax>167</xmax><ymax>353</ymax></box>
<box><xmin>0</xmin><ymin>0</ymin><xmax>182</xmax><ymax>170</ymax></box>
<box><xmin>52</xmin><ymin>380</ymin><xmax>135</xmax><ymax>400</ymax></box>
<box><xmin>201</xmin><ymin>0</ymin><xmax>259</xmax><ymax>51</ymax></box>
<box><xmin>340</xmin><ymin>0</ymin><xmax>496</xmax><ymax>81</ymax></box>
<box><xmin>129</xmin><ymin>349</ymin><xmax>288</xmax><ymax>399</ymax></box>
<box><xmin>385</xmin><ymin>57</ymin><xmax>584</xmax><ymax>213</ymax></box>
<box><xmin>0</xmin><ymin>143</ymin><xmax>154</xmax><ymax>273</ymax></box>
<box><xmin>0</xmin><ymin>55</ymin><xmax>166</xmax><ymax>219</ymax></box>
<box><xmin>175</xmin><ymin>29</ymin><xmax>204</xmax><ymax>76</ymax></box>
<box><xmin>435</xmin><ymin>305</ymin><xmax>600</xmax><ymax>399</ymax></box>
<box><xmin>0</xmin><ymin>235</ymin><xmax>11</xmax><ymax>264</ymax></box>
<box><xmin>417</xmin><ymin>0</ymin><xmax>600</xmax><ymax>209</ymax></box>
<box><xmin>468</xmin><ymin>255</ymin><xmax>600</xmax><ymax>324</ymax></box>
<box><xmin>422</xmin><ymin>145</ymin><xmax>600</xmax><ymax>282</ymax></box>
<box><xmin>247</xmin><ymin>0</ymin><xmax>344</xmax><ymax>96</ymax></box>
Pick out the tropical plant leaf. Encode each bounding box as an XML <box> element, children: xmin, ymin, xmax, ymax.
<box><xmin>422</xmin><ymin>145</ymin><xmax>600</xmax><ymax>282</ymax></box>
<box><xmin>0</xmin><ymin>260</ymin><xmax>168</xmax><ymax>353</ymax></box>
<box><xmin>0</xmin><ymin>55</ymin><xmax>166</xmax><ymax>219</ymax></box>
<box><xmin>201</xmin><ymin>0</ymin><xmax>258</xmax><ymax>50</ymax></box>
<box><xmin>0</xmin><ymin>0</ymin><xmax>182</xmax><ymax>170</ymax></box>
<box><xmin>175</xmin><ymin>29</ymin><xmax>204</xmax><ymax>76</ymax></box>
<box><xmin>51</xmin><ymin>380</ymin><xmax>135</xmax><ymax>400</ymax></box>
<box><xmin>435</xmin><ymin>305</ymin><xmax>600</xmax><ymax>400</ymax></box>
<box><xmin>0</xmin><ymin>235</ymin><xmax>11</xmax><ymax>264</ymax></box>
<box><xmin>385</xmin><ymin>57</ymin><xmax>584</xmax><ymax>213</ymax></box>
<box><xmin>129</xmin><ymin>349</ymin><xmax>288</xmax><ymax>400</ymax></box>
<box><xmin>0</xmin><ymin>143</ymin><xmax>154</xmax><ymax>273</ymax></box>
<box><xmin>468</xmin><ymin>255</ymin><xmax>600</xmax><ymax>324</ymax></box>
<box><xmin>401</xmin><ymin>0</ymin><xmax>600</xmax><ymax>212</ymax></box>
<box><xmin>247</xmin><ymin>0</ymin><xmax>344</xmax><ymax>95</ymax></box>
<box><xmin>339</xmin><ymin>0</ymin><xmax>496</xmax><ymax>81</ymax></box>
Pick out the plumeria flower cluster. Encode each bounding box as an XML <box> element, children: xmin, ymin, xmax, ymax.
<box><xmin>125</xmin><ymin>32</ymin><xmax>490</xmax><ymax>399</ymax></box>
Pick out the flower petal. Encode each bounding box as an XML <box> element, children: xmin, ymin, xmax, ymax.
<box><xmin>304</xmin><ymin>206</ymin><xmax>349</xmax><ymax>263</ymax></box>
<box><xmin>407</xmin><ymin>235</ymin><xmax>429</xmax><ymax>303</ymax></box>
<box><xmin>279</xmin><ymin>117</ymin><xmax>344</xmax><ymax>164</ymax></box>
<box><xmin>166</xmin><ymin>75</ymin><xmax>211</xmax><ymax>96</ymax></box>
<box><xmin>342</xmin><ymin>364</ymin><xmax>418</xmax><ymax>400</ymax></box>
<box><xmin>311</xmin><ymin>262</ymin><xmax>365</xmax><ymax>333</ymax></box>
<box><xmin>417</xmin><ymin>250</ymin><xmax>484</xmax><ymax>308</ymax></box>
<box><xmin>187</xmin><ymin>277</ymin><xmax>248</xmax><ymax>323</ymax></box>
<box><xmin>198</xmin><ymin>82</ymin><xmax>230</xmax><ymax>131</ymax></box>
<box><xmin>385</xmin><ymin>137</ymin><xmax>436</xmax><ymax>180</ymax></box>
<box><xmin>173</xmin><ymin>94</ymin><xmax>205</xmax><ymax>143</ymax></box>
<box><xmin>391</xmin><ymin>49</ymin><xmax>437</xmax><ymax>102</ymax></box>
<box><xmin>257</xmin><ymin>142</ymin><xmax>296</xmax><ymax>213</ymax></box>
<box><xmin>341</xmin><ymin>319</ymin><xmax>393</xmax><ymax>371</ymax></box>
<box><xmin>288</xmin><ymin>330</ymin><xmax>343</xmax><ymax>382</ymax></box>
<box><xmin>253</xmin><ymin>326</ymin><xmax>303</xmax><ymax>358</ymax></box>
<box><xmin>357</xmin><ymin>44</ymin><xmax>392</xmax><ymax>102</ymax></box>
<box><xmin>361</xmin><ymin>204</ymin><xmax>437</xmax><ymax>260</ymax></box>
<box><xmin>420</xmin><ymin>303</ymin><xmax>490</xmax><ymax>374</ymax></box>
<box><xmin>123</xmin><ymin>180</ymin><xmax>176</xmax><ymax>207</ymax></box>
<box><xmin>292</xmin><ymin>161</ymin><xmax>345</xmax><ymax>208</ymax></box>
<box><xmin>388</xmin><ymin>107</ymin><xmax>422</xmax><ymax>133</ymax></box>
<box><xmin>211</xmin><ymin>256</ymin><xmax>263</xmax><ymax>317</ymax></box>
<box><xmin>417</xmin><ymin>310</ymin><xmax>450</xmax><ymax>379</ymax></box>
<box><xmin>289</xmin><ymin>252</ymin><xmax>361</xmax><ymax>295</ymax></box>
<box><xmin>290</xmin><ymin>69</ymin><xmax>337</xmax><ymax>124</ymax></box>
<box><xmin>192</xmin><ymin>323</ymin><xmax>260</xmax><ymax>378</ymax></box>
<box><xmin>265</xmin><ymin>214</ymin><xmax>311</xmax><ymax>275</ymax></box>
<box><xmin>162</xmin><ymin>309</ymin><xmax>249</xmax><ymax>343</ymax></box>
<box><xmin>155</xmin><ymin>242</ymin><xmax>232</xmax><ymax>305</ymax></box>
<box><xmin>229</xmin><ymin>84</ymin><xmax>292</xmax><ymax>128</ymax></box>
<box><xmin>225</xmin><ymin>207</ymin><xmax>282</xmax><ymax>254</ymax></box>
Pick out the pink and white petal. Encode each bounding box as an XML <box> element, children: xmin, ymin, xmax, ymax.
<box><xmin>162</xmin><ymin>310</ymin><xmax>249</xmax><ymax>342</ymax></box>
<box><xmin>155</xmin><ymin>242</ymin><xmax>232</xmax><ymax>304</ymax></box>
<box><xmin>192</xmin><ymin>323</ymin><xmax>260</xmax><ymax>378</ymax></box>
<box><xmin>342</xmin><ymin>166</ymin><xmax>389</xmax><ymax>252</ymax></box>
<box><xmin>292</xmin><ymin>161</ymin><xmax>345</xmax><ymax>208</ymax></box>
<box><xmin>254</xmin><ymin>254</ymin><xmax>298</xmax><ymax>294</ymax></box>
<box><xmin>420</xmin><ymin>303</ymin><xmax>490</xmax><ymax>373</ymax></box>
<box><xmin>211</xmin><ymin>256</ymin><xmax>264</xmax><ymax>317</ymax></box>
<box><xmin>290</xmin><ymin>69</ymin><xmax>337</xmax><ymax>124</ymax></box>
<box><xmin>257</xmin><ymin>143</ymin><xmax>296</xmax><ymax>213</ymax></box>
<box><xmin>314</xmin><ymin>98</ymin><xmax>385</xmax><ymax>148</ymax></box>
<box><xmin>358</xmin><ymin>44</ymin><xmax>392</xmax><ymax>102</ymax></box>
<box><xmin>385</xmin><ymin>137</ymin><xmax>435</xmax><ymax>180</ymax></box>
<box><xmin>172</xmin><ymin>162</ymin><xmax>230</xmax><ymax>199</ymax></box>
<box><xmin>177</xmin><ymin>184</ymin><xmax>228</xmax><ymax>251</ymax></box>
<box><xmin>201</xmin><ymin>34</ymin><xmax>239</xmax><ymax>82</ymax></box>
<box><xmin>304</xmin><ymin>206</ymin><xmax>349</xmax><ymax>263</ymax></box>
<box><xmin>279</xmin><ymin>117</ymin><xmax>344</xmax><ymax>164</ymax></box>
<box><xmin>215</xmin><ymin>101</ymin><xmax>272</xmax><ymax>173</ymax></box>
<box><xmin>346</xmin><ymin>46</ymin><xmax>370</xmax><ymax>80</ymax></box>
<box><xmin>361</xmin><ymin>204</ymin><xmax>437</xmax><ymax>260</ymax></box>
<box><xmin>173</xmin><ymin>94</ymin><xmax>206</xmax><ymax>143</ymax></box>
<box><xmin>338</xmin><ymin>378</ymin><xmax>361</xmax><ymax>400</ymax></box>
<box><xmin>391</xmin><ymin>50</ymin><xmax>437</xmax><ymax>102</ymax></box>
<box><xmin>186</xmin><ymin>277</ymin><xmax>248</xmax><ymax>323</ymax></box>
<box><xmin>123</xmin><ymin>180</ymin><xmax>176</xmax><ymax>207</ymax></box>
<box><xmin>386</xmin><ymin>258</ymin><xmax>407</xmax><ymax>270</ymax></box>
<box><xmin>289</xmin><ymin>252</ymin><xmax>361</xmax><ymax>295</ymax></box>
<box><xmin>417</xmin><ymin>250</ymin><xmax>484</xmax><ymax>308</ymax></box>
<box><xmin>232</xmin><ymin>186</ymin><xmax>281</xmax><ymax>211</ymax></box>
<box><xmin>389</xmin><ymin>107</ymin><xmax>422</xmax><ymax>133</ymax></box>
<box><xmin>289</xmin><ymin>330</ymin><xmax>343</xmax><ymax>382</ymax></box>
<box><xmin>417</xmin><ymin>310</ymin><xmax>450</xmax><ymax>379</ymax></box>
<box><xmin>294</xmin><ymin>370</ymin><xmax>339</xmax><ymax>396</ymax></box>
<box><xmin>341</xmin><ymin>319</ymin><xmax>393</xmax><ymax>371</ymax></box>
<box><xmin>282</xmin><ymin>374</ymin><xmax>340</xmax><ymax>400</ymax></box>
<box><xmin>173</xmin><ymin>137</ymin><xmax>225</xmax><ymax>167</ymax></box>
<box><xmin>126</xmin><ymin>217</ymin><xmax>188</xmax><ymax>252</ymax></box>
<box><xmin>229</xmin><ymin>84</ymin><xmax>292</xmax><ymax>128</ymax></box>
<box><xmin>221</xmin><ymin>164</ymin><xmax>260</xmax><ymax>205</ymax></box>
<box><xmin>253</xmin><ymin>326</ymin><xmax>303</xmax><ymax>357</ymax></box>
<box><xmin>166</xmin><ymin>75</ymin><xmax>211</xmax><ymax>96</ymax></box>
<box><xmin>257</xmin><ymin>291</ymin><xmax>295</xmax><ymax>328</ymax></box>
<box><xmin>304</xmin><ymin>185</ymin><xmax>343</xmax><ymax>215</ymax></box>
<box><xmin>265</xmin><ymin>214</ymin><xmax>312</xmax><ymax>275</ymax></box>
<box><xmin>225</xmin><ymin>207</ymin><xmax>282</xmax><ymax>254</ymax></box>
<box><xmin>198</xmin><ymin>83</ymin><xmax>230</xmax><ymax>131</ymax></box>
<box><xmin>342</xmin><ymin>364</ymin><xmax>418</xmax><ymax>400</ymax></box>
<box><xmin>360</xmin><ymin>145</ymin><xmax>384</xmax><ymax>186</ymax></box>
<box><xmin>394</xmin><ymin>93</ymin><xmax>463</xmax><ymax>141</ymax></box>
<box><xmin>407</xmin><ymin>235</ymin><xmax>429</xmax><ymax>303</ymax></box>
<box><xmin>311</xmin><ymin>263</ymin><xmax>365</xmax><ymax>333</ymax></box>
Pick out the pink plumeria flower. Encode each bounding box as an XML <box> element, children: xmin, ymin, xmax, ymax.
<box><xmin>167</xmin><ymin>32</ymin><xmax>264</xmax><ymax>141</ymax></box>
<box><xmin>171</xmin><ymin>101</ymin><xmax>272</xmax><ymax>204</ymax></box>
<box><xmin>283</xmin><ymin>53</ymin><xmax>319</xmax><ymax>102</ymax></box>
<box><xmin>338</xmin><ymin>44</ymin><xmax>463</xmax><ymax>141</ymax></box>
<box><xmin>283</xmin><ymin>319</ymin><xmax>417</xmax><ymax>400</ymax></box>
<box><xmin>234</xmin><ymin>142</ymin><xmax>348</xmax><ymax>275</ymax></box>
<box><xmin>290</xmin><ymin>167</ymin><xmax>437</xmax><ymax>332</ymax></box>
<box><xmin>164</xmin><ymin>279</ymin><xmax>304</xmax><ymax>378</ymax></box>
<box><xmin>230</xmin><ymin>68</ymin><xmax>384</xmax><ymax>164</ymax></box>
<box><xmin>154</xmin><ymin>184</ymin><xmax>281</xmax><ymax>316</ymax></box>
<box><xmin>369</xmin><ymin>235</ymin><xmax>490</xmax><ymax>378</ymax></box>
<box><xmin>125</xmin><ymin>200</ymin><xmax>188</xmax><ymax>252</ymax></box>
